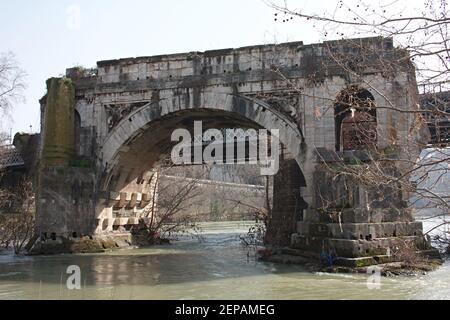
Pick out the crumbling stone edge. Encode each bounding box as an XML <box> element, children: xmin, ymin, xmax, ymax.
<box><xmin>257</xmin><ymin>247</ymin><xmax>444</xmax><ymax>277</ymax></box>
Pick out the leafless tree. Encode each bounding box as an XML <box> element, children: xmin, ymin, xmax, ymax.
<box><xmin>0</xmin><ymin>52</ymin><xmax>26</xmax><ymax>119</ymax></box>
<box><xmin>131</xmin><ymin>158</ymin><xmax>207</xmax><ymax>245</ymax></box>
<box><xmin>0</xmin><ymin>56</ymin><xmax>31</xmax><ymax>252</ymax></box>
<box><xmin>223</xmin><ymin>175</ymin><xmax>273</xmax><ymax>251</ymax></box>
<box><xmin>0</xmin><ymin>178</ymin><xmax>35</xmax><ymax>254</ymax></box>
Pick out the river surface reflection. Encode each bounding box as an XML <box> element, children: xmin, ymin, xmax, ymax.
<box><xmin>0</xmin><ymin>220</ymin><xmax>448</xmax><ymax>300</ymax></box>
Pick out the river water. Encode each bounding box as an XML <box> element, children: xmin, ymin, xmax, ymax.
<box><xmin>0</xmin><ymin>220</ymin><xmax>449</xmax><ymax>300</ymax></box>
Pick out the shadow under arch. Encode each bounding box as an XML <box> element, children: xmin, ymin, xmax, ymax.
<box><xmin>100</xmin><ymin>93</ymin><xmax>307</xmax><ymax>192</ymax></box>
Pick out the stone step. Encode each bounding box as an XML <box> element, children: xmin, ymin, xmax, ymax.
<box><xmin>297</xmin><ymin>221</ymin><xmax>423</xmax><ymax>240</ymax></box>
<box><xmin>334</xmin><ymin>249</ymin><xmax>442</xmax><ymax>268</ymax></box>
<box><xmin>281</xmin><ymin>246</ymin><xmax>441</xmax><ymax>268</ymax></box>
<box><xmin>263</xmin><ymin>249</ymin><xmax>441</xmax><ymax>269</ymax></box>
<box><xmin>291</xmin><ymin>233</ymin><xmax>433</xmax><ymax>258</ymax></box>
<box><xmin>334</xmin><ymin>255</ymin><xmax>392</xmax><ymax>268</ymax></box>
<box><xmin>315</xmin><ymin>208</ymin><xmax>414</xmax><ymax>224</ymax></box>
<box><xmin>325</xmin><ymin>236</ymin><xmax>429</xmax><ymax>258</ymax></box>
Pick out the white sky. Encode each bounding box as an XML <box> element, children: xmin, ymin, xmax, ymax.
<box><xmin>0</xmin><ymin>0</ymin><xmax>428</xmax><ymax>136</ymax></box>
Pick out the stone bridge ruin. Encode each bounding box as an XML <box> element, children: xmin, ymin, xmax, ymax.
<box><xmin>34</xmin><ymin>37</ymin><xmax>435</xmax><ymax>266</ymax></box>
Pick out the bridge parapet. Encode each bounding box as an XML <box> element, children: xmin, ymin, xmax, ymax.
<box><xmin>69</xmin><ymin>37</ymin><xmax>406</xmax><ymax>91</ymax></box>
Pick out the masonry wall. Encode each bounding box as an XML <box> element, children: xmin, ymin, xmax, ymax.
<box><xmin>37</xmin><ymin>37</ymin><xmax>423</xmax><ymax>253</ymax></box>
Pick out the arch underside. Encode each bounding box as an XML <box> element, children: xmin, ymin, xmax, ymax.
<box><xmin>101</xmin><ymin>93</ymin><xmax>307</xmax><ymax>193</ymax></box>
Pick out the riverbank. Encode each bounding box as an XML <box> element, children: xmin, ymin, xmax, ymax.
<box><xmin>27</xmin><ymin>218</ymin><xmax>445</xmax><ymax>278</ymax></box>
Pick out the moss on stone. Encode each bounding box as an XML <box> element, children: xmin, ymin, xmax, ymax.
<box><xmin>29</xmin><ymin>235</ymin><xmax>134</xmax><ymax>255</ymax></box>
<box><xmin>100</xmin><ymin>238</ymin><xmax>119</xmax><ymax>250</ymax></box>
<box><xmin>70</xmin><ymin>238</ymin><xmax>105</xmax><ymax>253</ymax></box>
<box><xmin>69</xmin><ymin>158</ymin><xmax>92</xmax><ymax>168</ymax></box>
<box><xmin>41</xmin><ymin>77</ymin><xmax>76</xmax><ymax>167</ymax></box>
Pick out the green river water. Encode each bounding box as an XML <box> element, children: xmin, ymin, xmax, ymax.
<box><xmin>0</xmin><ymin>220</ymin><xmax>449</xmax><ymax>300</ymax></box>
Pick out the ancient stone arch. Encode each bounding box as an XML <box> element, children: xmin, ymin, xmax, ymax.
<box><xmin>33</xmin><ymin>38</ymin><xmax>436</xmax><ymax>264</ymax></box>
<box><xmin>101</xmin><ymin>92</ymin><xmax>306</xmax><ymax>187</ymax></box>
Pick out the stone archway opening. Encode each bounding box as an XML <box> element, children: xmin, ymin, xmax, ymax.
<box><xmin>334</xmin><ymin>86</ymin><xmax>377</xmax><ymax>152</ymax></box>
<box><xmin>97</xmin><ymin>106</ymin><xmax>307</xmax><ymax>245</ymax></box>
<box><xmin>102</xmin><ymin>108</ymin><xmax>270</xmax><ymax>190</ymax></box>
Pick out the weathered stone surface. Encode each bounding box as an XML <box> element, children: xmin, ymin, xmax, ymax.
<box><xmin>325</xmin><ymin>236</ymin><xmax>429</xmax><ymax>258</ymax></box>
<box><xmin>325</xmin><ymin>221</ymin><xmax>424</xmax><ymax>239</ymax></box>
<box><xmin>36</xmin><ymin>167</ymin><xmax>96</xmax><ymax>237</ymax></box>
<box><xmin>30</xmin><ymin>234</ymin><xmax>133</xmax><ymax>255</ymax></box>
<box><xmin>35</xmin><ymin>37</ymin><xmax>431</xmax><ymax>264</ymax></box>
<box><xmin>40</xmin><ymin>78</ymin><xmax>75</xmax><ymax>166</ymax></box>
<box><xmin>315</xmin><ymin>148</ymin><xmax>342</xmax><ymax>162</ymax></box>
<box><xmin>342</xmin><ymin>209</ymin><xmax>371</xmax><ymax>223</ymax></box>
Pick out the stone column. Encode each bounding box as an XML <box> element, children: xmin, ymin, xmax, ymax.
<box><xmin>41</xmin><ymin>77</ymin><xmax>75</xmax><ymax>166</ymax></box>
<box><xmin>35</xmin><ymin>78</ymin><xmax>97</xmax><ymax>251</ymax></box>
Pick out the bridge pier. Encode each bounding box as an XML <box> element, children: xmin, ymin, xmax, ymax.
<box><xmin>266</xmin><ymin>150</ymin><xmax>308</xmax><ymax>246</ymax></box>
<box><xmin>288</xmin><ymin>150</ymin><xmax>438</xmax><ymax>267</ymax></box>
<box><xmin>35</xmin><ymin>78</ymin><xmax>97</xmax><ymax>240</ymax></box>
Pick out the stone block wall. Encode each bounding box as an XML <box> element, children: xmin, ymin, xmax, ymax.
<box><xmin>290</xmin><ymin>158</ymin><xmax>434</xmax><ymax>266</ymax></box>
<box><xmin>36</xmin><ymin>167</ymin><xmax>96</xmax><ymax>238</ymax></box>
<box><xmin>40</xmin><ymin>78</ymin><xmax>75</xmax><ymax>166</ymax></box>
<box><xmin>35</xmin><ymin>37</ymin><xmax>431</xmax><ymax>260</ymax></box>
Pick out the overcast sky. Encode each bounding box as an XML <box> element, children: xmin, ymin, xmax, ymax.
<box><xmin>0</xmin><ymin>0</ymin><xmax>425</xmax><ymax>136</ymax></box>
